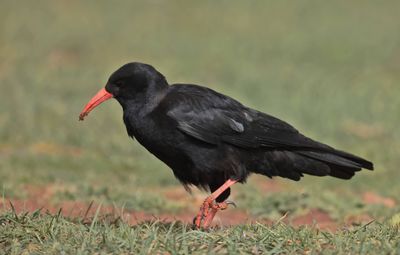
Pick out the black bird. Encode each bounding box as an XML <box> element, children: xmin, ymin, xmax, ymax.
<box><xmin>79</xmin><ymin>62</ymin><xmax>373</xmax><ymax>228</ymax></box>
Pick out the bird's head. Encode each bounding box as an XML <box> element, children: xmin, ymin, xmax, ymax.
<box><xmin>79</xmin><ymin>62</ymin><xmax>168</xmax><ymax>121</ymax></box>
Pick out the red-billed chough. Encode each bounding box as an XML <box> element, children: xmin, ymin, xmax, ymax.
<box><xmin>79</xmin><ymin>62</ymin><xmax>373</xmax><ymax>228</ymax></box>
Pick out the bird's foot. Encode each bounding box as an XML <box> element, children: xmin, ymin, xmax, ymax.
<box><xmin>194</xmin><ymin>199</ymin><xmax>236</xmax><ymax>229</ymax></box>
<box><xmin>193</xmin><ymin>179</ymin><xmax>238</xmax><ymax>229</ymax></box>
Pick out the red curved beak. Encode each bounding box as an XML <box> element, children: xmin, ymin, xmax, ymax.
<box><xmin>79</xmin><ymin>88</ymin><xmax>113</xmax><ymax>121</ymax></box>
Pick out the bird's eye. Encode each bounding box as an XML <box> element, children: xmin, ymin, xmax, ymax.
<box><xmin>115</xmin><ymin>80</ymin><xmax>123</xmax><ymax>87</ymax></box>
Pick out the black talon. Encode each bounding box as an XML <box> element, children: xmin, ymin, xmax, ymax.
<box><xmin>225</xmin><ymin>200</ymin><xmax>237</xmax><ymax>208</ymax></box>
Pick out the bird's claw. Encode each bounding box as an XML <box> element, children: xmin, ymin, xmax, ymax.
<box><xmin>225</xmin><ymin>200</ymin><xmax>237</xmax><ymax>208</ymax></box>
<box><xmin>210</xmin><ymin>200</ymin><xmax>236</xmax><ymax>210</ymax></box>
<box><xmin>194</xmin><ymin>200</ymin><xmax>237</xmax><ymax>228</ymax></box>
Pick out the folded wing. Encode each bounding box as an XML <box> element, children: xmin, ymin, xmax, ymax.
<box><xmin>166</xmin><ymin>84</ymin><xmax>373</xmax><ymax>175</ymax></box>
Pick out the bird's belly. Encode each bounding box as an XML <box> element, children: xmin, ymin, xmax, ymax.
<box><xmin>129</xmin><ymin>121</ymin><xmax>249</xmax><ymax>186</ymax></box>
<box><xmin>134</xmin><ymin>129</ymin><xmax>194</xmax><ymax>171</ymax></box>
<box><xmin>142</xmin><ymin>138</ymin><xmax>248</xmax><ymax>185</ymax></box>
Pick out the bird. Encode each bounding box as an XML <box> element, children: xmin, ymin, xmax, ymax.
<box><xmin>79</xmin><ymin>62</ymin><xmax>374</xmax><ymax>228</ymax></box>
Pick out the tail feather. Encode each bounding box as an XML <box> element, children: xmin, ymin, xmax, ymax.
<box><xmin>253</xmin><ymin>151</ymin><xmax>330</xmax><ymax>181</ymax></box>
<box><xmin>294</xmin><ymin>149</ymin><xmax>373</xmax><ymax>180</ymax></box>
<box><xmin>329</xmin><ymin>149</ymin><xmax>374</xmax><ymax>170</ymax></box>
<box><xmin>253</xmin><ymin>149</ymin><xmax>373</xmax><ymax>181</ymax></box>
<box><xmin>296</xmin><ymin>150</ymin><xmax>373</xmax><ymax>170</ymax></box>
<box><xmin>326</xmin><ymin>164</ymin><xmax>362</xmax><ymax>180</ymax></box>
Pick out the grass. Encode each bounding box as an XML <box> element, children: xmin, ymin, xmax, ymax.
<box><xmin>1</xmin><ymin>0</ymin><xmax>400</xmax><ymax>253</ymax></box>
<box><xmin>1</xmin><ymin>211</ymin><xmax>399</xmax><ymax>254</ymax></box>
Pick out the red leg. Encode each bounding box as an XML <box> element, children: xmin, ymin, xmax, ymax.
<box><xmin>202</xmin><ymin>201</ymin><xmax>230</xmax><ymax>228</ymax></box>
<box><xmin>203</xmin><ymin>207</ymin><xmax>218</xmax><ymax>228</ymax></box>
<box><xmin>194</xmin><ymin>179</ymin><xmax>237</xmax><ymax>228</ymax></box>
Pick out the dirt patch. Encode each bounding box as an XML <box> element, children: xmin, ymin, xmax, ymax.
<box><xmin>345</xmin><ymin>214</ymin><xmax>375</xmax><ymax>226</ymax></box>
<box><xmin>342</xmin><ymin>121</ymin><xmax>385</xmax><ymax>139</ymax></box>
<box><xmin>362</xmin><ymin>192</ymin><xmax>396</xmax><ymax>208</ymax></box>
<box><xmin>23</xmin><ymin>184</ymin><xmax>56</xmax><ymax>202</ymax></box>
<box><xmin>29</xmin><ymin>142</ymin><xmax>82</xmax><ymax>157</ymax></box>
<box><xmin>290</xmin><ymin>209</ymin><xmax>338</xmax><ymax>232</ymax></box>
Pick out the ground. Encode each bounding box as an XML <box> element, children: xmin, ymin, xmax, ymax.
<box><xmin>1</xmin><ymin>1</ymin><xmax>400</xmax><ymax>254</ymax></box>
<box><xmin>1</xmin><ymin>179</ymin><xmax>394</xmax><ymax>232</ymax></box>
<box><xmin>1</xmin><ymin>179</ymin><xmax>399</xmax><ymax>254</ymax></box>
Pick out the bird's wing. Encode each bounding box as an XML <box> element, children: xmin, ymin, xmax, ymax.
<box><xmin>164</xmin><ymin>84</ymin><xmax>373</xmax><ymax>171</ymax></box>
<box><xmin>165</xmin><ymin>84</ymin><xmax>321</xmax><ymax>150</ymax></box>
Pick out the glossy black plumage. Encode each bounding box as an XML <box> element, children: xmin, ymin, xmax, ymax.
<box><xmin>91</xmin><ymin>62</ymin><xmax>374</xmax><ymax>203</ymax></box>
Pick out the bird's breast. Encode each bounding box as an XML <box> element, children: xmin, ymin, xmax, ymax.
<box><xmin>124</xmin><ymin>113</ymin><xmax>191</xmax><ymax>166</ymax></box>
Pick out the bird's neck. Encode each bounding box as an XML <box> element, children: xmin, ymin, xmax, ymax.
<box><xmin>119</xmin><ymin>83</ymin><xmax>169</xmax><ymax>117</ymax></box>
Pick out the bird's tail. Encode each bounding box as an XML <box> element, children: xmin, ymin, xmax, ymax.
<box><xmin>253</xmin><ymin>149</ymin><xmax>373</xmax><ymax>181</ymax></box>
<box><xmin>295</xmin><ymin>149</ymin><xmax>373</xmax><ymax>179</ymax></box>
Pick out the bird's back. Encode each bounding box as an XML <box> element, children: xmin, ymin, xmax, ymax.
<box><xmin>155</xmin><ymin>83</ymin><xmax>373</xmax><ymax>183</ymax></box>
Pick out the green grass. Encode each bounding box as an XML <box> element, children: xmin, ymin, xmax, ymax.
<box><xmin>1</xmin><ymin>0</ymin><xmax>400</xmax><ymax>253</ymax></box>
<box><xmin>1</xmin><ymin>211</ymin><xmax>399</xmax><ymax>254</ymax></box>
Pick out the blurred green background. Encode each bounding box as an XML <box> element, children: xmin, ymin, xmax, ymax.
<box><xmin>1</xmin><ymin>1</ymin><xmax>399</xmax><ymax>221</ymax></box>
